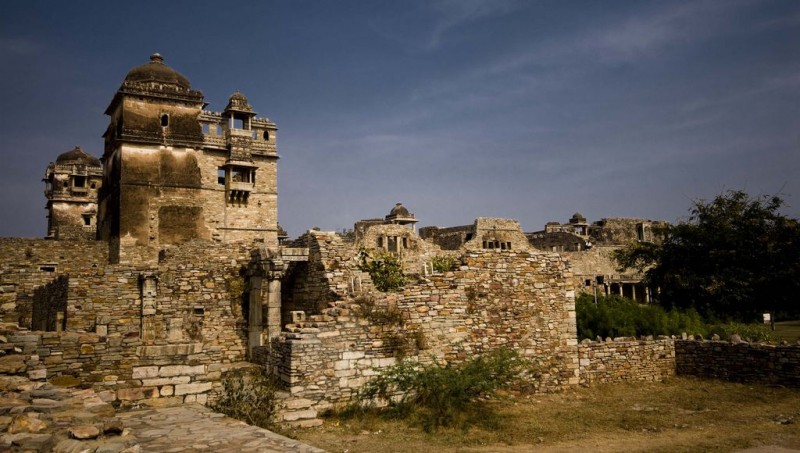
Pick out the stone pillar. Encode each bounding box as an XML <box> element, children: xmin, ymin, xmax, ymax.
<box><xmin>266</xmin><ymin>279</ymin><xmax>282</xmax><ymax>342</ymax></box>
<box><xmin>139</xmin><ymin>272</ymin><xmax>159</xmax><ymax>343</ymax></box>
<box><xmin>247</xmin><ymin>247</ymin><xmax>286</xmax><ymax>357</ymax></box>
<box><xmin>248</xmin><ymin>275</ymin><xmax>264</xmax><ymax>355</ymax></box>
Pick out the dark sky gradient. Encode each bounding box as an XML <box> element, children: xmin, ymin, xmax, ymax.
<box><xmin>1</xmin><ymin>0</ymin><xmax>798</xmax><ymax>238</ymax></box>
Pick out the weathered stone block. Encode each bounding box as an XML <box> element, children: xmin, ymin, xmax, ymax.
<box><xmin>132</xmin><ymin>366</ymin><xmax>159</xmax><ymax>379</ymax></box>
<box><xmin>159</xmin><ymin>364</ymin><xmax>205</xmax><ymax>377</ymax></box>
<box><xmin>174</xmin><ymin>382</ymin><xmax>212</xmax><ymax>395</ymax></box>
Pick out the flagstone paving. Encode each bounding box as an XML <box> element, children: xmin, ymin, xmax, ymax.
<box><xmin>117</xmin><ymin>404</ymin><xmax>325</xmax><ymax>453</ymax></box>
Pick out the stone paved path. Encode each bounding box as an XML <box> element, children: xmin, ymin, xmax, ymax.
<box><xmin>117</xmin><ymin>404</ymin><xmax>325</xmax><ymax>453</ymax></box>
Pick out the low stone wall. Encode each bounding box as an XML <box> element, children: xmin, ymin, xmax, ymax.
<box><xmin>578</xmin><ymin>338</ymin><xmax>675</xmax><ymax>385</ymax></box>
<box><xmin>0</xmin><ymin>324</ymin><xmax>248</xmax><ymax>407</ymax></box>
<box><xmin>676</xmin><ymin>340</ymin><xmax>800</xmax><ymax>387</ymax></box>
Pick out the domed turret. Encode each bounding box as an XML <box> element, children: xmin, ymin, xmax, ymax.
<box><xmin>385</xmin><ymin>203</ymin><xmax>418</xmax><ymax>231</ymax></box>
<box><xmin>123</xmin><ymin>53</ymin><xmax>191</xmax><ymax>90</ymax></box>
<box><xmin>225</xmin><ymin>91</ymin><xmax>254</xmax><ymax>114</ymax></box>
<box><xmin>569</xmin><ymin>212</ymin><xmax>587</xmax><ymax>224</ymax></box>
<box><xmin>44</xmin><ymin>147</ymin><xmax>103</xmax><ymax>241</ymax></box>
<box><xmin>388</xmin><ymin>203</ymin><xmax>410</xmax><ymax>218</ymax></box>
<box><xmin>55</xmin><ymin>146</ymin><xmax>101</xmax><ymax>167</ymax></box>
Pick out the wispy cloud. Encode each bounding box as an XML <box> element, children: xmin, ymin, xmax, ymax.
<box><xmin>424</xmin><ymin>0</ymin><xmax>521</xmax><ymax>50</ymax></box>
<box><xmin>0</xmin><ymin>37</ymin><xmax>43</xmax><ymax>56</ymax></box>
<box><xmin>754</xmin><ymin>10</ymin><xmax>800</xmax><ymax>31</ymax></box>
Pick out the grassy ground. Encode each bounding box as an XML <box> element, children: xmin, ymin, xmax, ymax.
<box><xmin>774</xmin><ymin>320</ymin><xmax>800</xmax><ymax>343</ymax></box>
<box><xmin>289</xmin><ymin>377</ymin><xmax>800</xmax><ymax>453</ymax></box>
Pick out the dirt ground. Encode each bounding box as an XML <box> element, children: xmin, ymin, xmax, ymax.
<box><xmin>290</xmin><ymin>377</ymin><xmax>800</xmax><ymax>453</ymax></box>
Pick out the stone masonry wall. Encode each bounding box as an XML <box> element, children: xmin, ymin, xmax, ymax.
<box><xmin>31</xmin><ymin>275</ymin><xmax>69</xmax><ymax>331</ymax></box>
<box><xmin>676</xmin><ymin>340</ymin><xmax>800</xmax><ymax>387</ymax></box>
<box><xmin>266</xmin><ymin>247</ymin><xmax>579</xmax><ymax>423</ymax></box>
<box><xmin>578</xmin><ymin>338</ymin><xmax>676</xmax><ymax>386</ymax></box>
<box><xmin>0</xmin><ymin>239</ymin><xmax>256</xmax><ymax>407</ymax></box>
<box><xmin>0</xmin><ymin>239</ymin><xmax>108</xmax><ymax>325</ymax></box>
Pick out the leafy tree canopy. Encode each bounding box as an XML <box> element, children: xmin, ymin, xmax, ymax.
<box><xmin>614</xmin><ymin>190</ymin><xmax>800</xmax><ymax>322</ymax></box>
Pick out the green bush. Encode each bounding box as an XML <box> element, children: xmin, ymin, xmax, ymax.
<box><xmin>431</xmin><ymin>255</ymin><xmax>457</xmax><ymax>273</ymax></box>
<box><xmin>356</xmin><ymin>348</ymin><xmax>523</xmax><ymax>431</ymax></box>
<box><xmin>708</xmin><ymin>322</ymin><xmax>774</xmax><ymax>342</ymax></box>
<box><xmin>576</xmin><ymin>294</ymin><xmax>707</xmax><ymax>339</ymax></box>
<box><xmin>576</xmin><ymin>294</ymin><xmax>775</xmax><ymax>342</ymax></box>
<box><xmin>211</xmin><ymin>366</ymin><xmax>278</xmax><ymax>429</ymax></box>
<box><xmin>358</xmin><ymin>249</ymin><xmax>405</xmax><ymax>292</ymax></box>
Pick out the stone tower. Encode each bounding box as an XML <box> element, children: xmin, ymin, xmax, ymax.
<box><xmin>43</xmin><ymin>146</ymin><xmax>103</xmax><ymax>240</ymax></box>
<box><xmin>98</xmin><ymin>54</ymin><xmax>279</xmax><ymax>264</ymax></box>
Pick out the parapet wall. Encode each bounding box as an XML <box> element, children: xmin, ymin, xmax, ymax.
<box><xmin>676</xmin><ymin>340</ymin><xmax>800</xmax><ymax>387</ymax></box>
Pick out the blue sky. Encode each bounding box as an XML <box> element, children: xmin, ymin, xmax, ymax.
<box><xmin>1</xmin><ymin>0</ymin><xmax>798</xmax><ymax>238</ymax></box>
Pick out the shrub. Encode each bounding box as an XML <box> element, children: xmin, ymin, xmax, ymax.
<box><xmin>356</xmin><ymin>348</ymin><xmax>523</xmax><ymax>431</ymax></box>
<box><xmin>708</xmin><ymin>322</ymin><xmax>774</xmax><ymax>342</ymax></box>
<box><xmin>431</xmin><ymin>255</ymin><xmax>457</xmax><ymax>273</ymax></box>
<box><xmin>576</xmin><ymin>294</ymin><xmax>776</xmax><ymax>342</ymax></box>
<box><xmin>576</xmin><ymin>294</ymin><xmax>708</xmax><ymax>339</ymax></box>
<box><xmin>211</xmin><ymin>366</ymin><xmax>278</xmax><ymax>429</ymax></box>
<box><xmin>358</xmin><ymin>249</ymin><xmax>405</xmax><ymax>292</ymax></box>
<box><xmin>352</xmin><ymin>295</ymin><xmax>403</xmax><ymax>325</ymax></box>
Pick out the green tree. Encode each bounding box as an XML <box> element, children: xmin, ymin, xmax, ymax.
<box><xmin>614</xmin><ymin>190</ymin><xmax>800</xmax><ymax>322</ymax></box>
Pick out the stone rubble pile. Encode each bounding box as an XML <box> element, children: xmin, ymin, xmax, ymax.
<box><xmin>0</xmin><ymin>375</ymin><xmax>140</xmax><ymax>452</ymax></box>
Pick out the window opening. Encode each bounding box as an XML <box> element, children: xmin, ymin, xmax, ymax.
<box><xmin>160</xmin><ymin>114</ymin><xmax>169</xmax><ymax>127</ymax></box>
<box><xmin>263</xmin><ymin>130</ymin><xmax>270</xmax><ymax>141</ymax></box>
<box><xmin>73</xmin><ymin>176</ymin><xmax>86</xmax><ymax>188</ymax></box>
<box><xmin>82</xmin><ymin>215</ymin><xmax>91</xmax><ymax>226</ymax></box>
<box><xmin>217</xmin><ymin>168</ymin><xmax>226</xmax><ymax>185</ymax></box>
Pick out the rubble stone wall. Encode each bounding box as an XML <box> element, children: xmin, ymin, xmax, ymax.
<box><xmin>0</xmin><ymin>239</ymin><xmax>108</xmax><ymax>325</ymax></box>
<box><xmin>266</xmin><ymin>248</ymin><xmax>579</xmax><ymax>422</ymax></box>
<box><xmin>0</xmin><ymin>239</ymin><xmax>255</xmax><ymax>406</ymax></box>
<box><xmin>676</xmin><ymin>340</ymin><xmax>800</xmax><ymax>387</ymax></box>
<box><xmin>578</xmin><ymin>338</ymin><xmax>676</xmax><ymax>385</ymax></box>
<box><xmin>31</xmin><ymin>275</ymin><xmax>69</xmax><ymax>332</ymax></box>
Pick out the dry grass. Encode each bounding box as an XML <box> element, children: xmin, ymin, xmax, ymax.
<box><xmin>289</xmin><ymin>377</ymin><xmax>800</xmax><ymax>453</ymax></box>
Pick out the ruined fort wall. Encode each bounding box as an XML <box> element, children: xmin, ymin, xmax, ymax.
<box><xmin>0</xmin><ymin>238</ymin><xmax>108</xmax><ymax>325</ymax></box>
<box><xmin>578</xmin><ymin>338</ymin><xmax>676</xmax><ymax>385</ymax></box>
<box><xmin>0</xmin><ymin>240</ymin><xmax>254</xmax><ymax>406</ymax></box>
<box><xmin>267</xmin><ymin>249</ymin><xmax>580</xmax><ymax>422</ymax></box>
<box><xmin>676</xmin><ymin>340</ymin><xmax>800</xmax><ymax>387</ymax></box>
<box><xmin>356</xmin><ymin>223</ymin><xmax>444</xmax><ymax>274</ymax></box>
<box><xmin>281</xmin><ymin>231</ymin><xmax>361</xmax><ymax>321</ymax></box>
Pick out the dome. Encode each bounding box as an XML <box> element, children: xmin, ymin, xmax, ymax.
<box><xmin>123</xmin><ymin>53</ymin><xmax>191</xmax><ymax>90</ymax></box>
<box><xmin>389</xmin><ymin>203</ymin><xmax>410</xmax><ymax>217</ymax></box>
<box><xmin>55</xmin><ymin>147</ymin><xmax>101</xmax><ymax>167</ymax></box>
<box><xmin>570</xmin><ymin>212</ymin><xmax>587</xmax><ymax>222</ymax></box>
<box><xmin>224</xmin><ymin>91</ymin><xmax>254</xmax><ymax>113</ymax></box>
